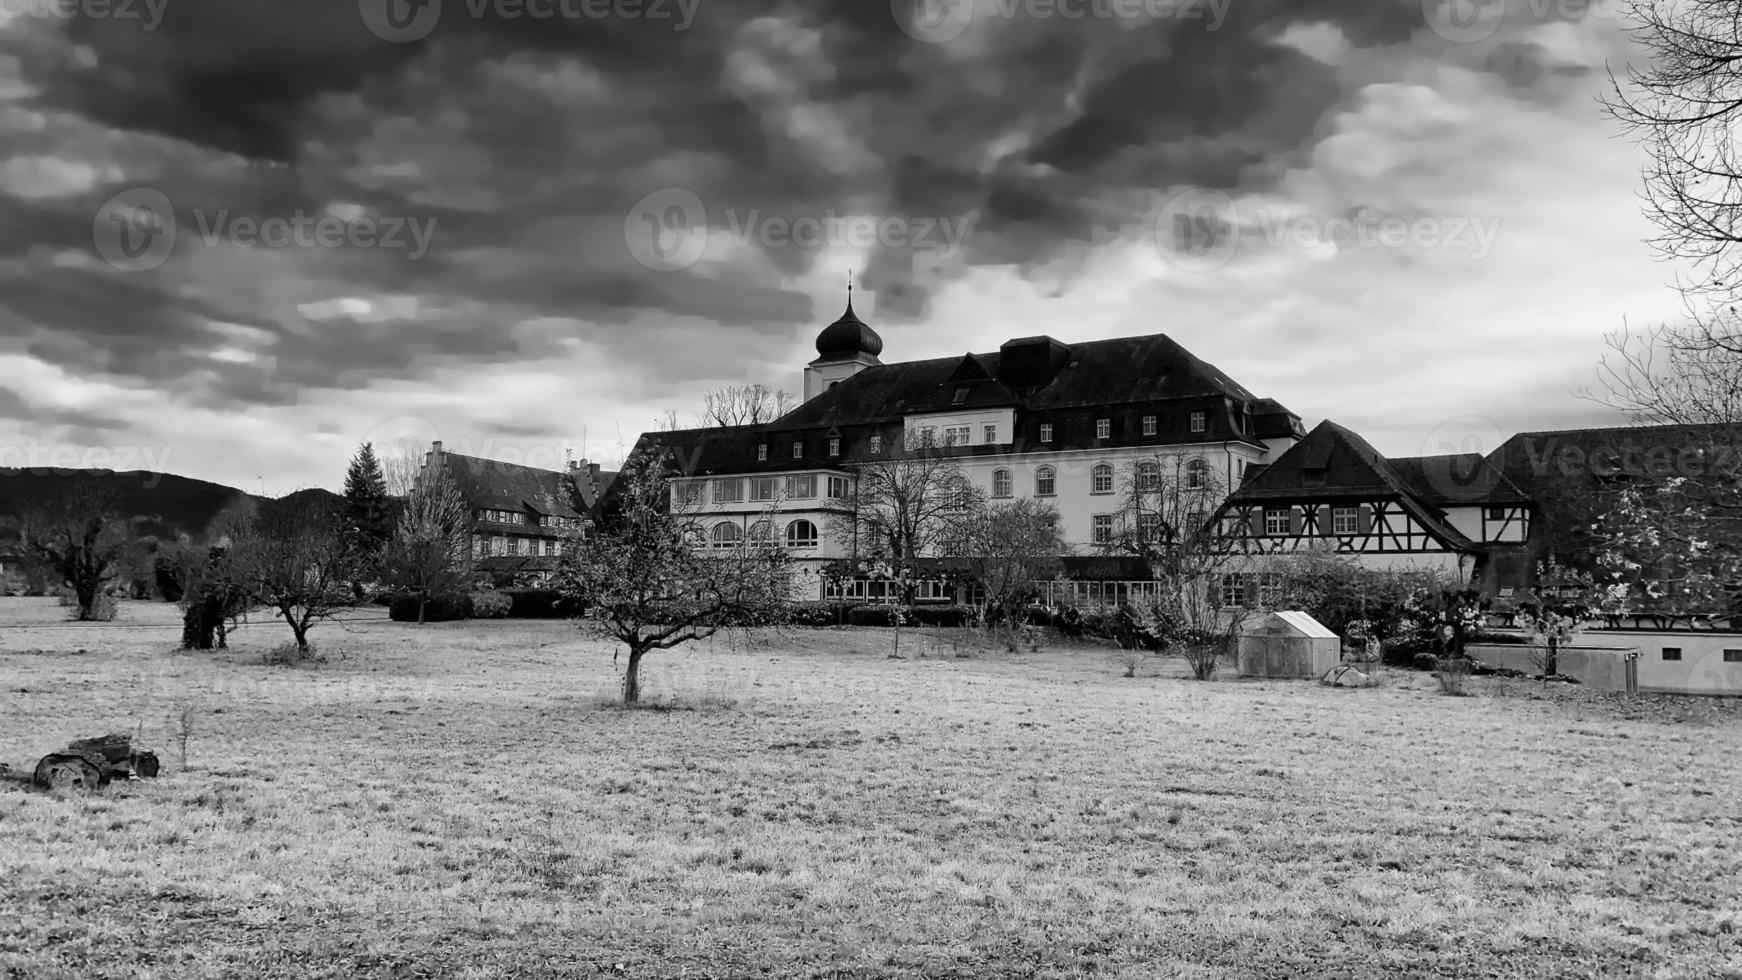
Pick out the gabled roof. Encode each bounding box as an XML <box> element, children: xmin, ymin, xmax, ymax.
<box><xmin>1387</xmin><ymin>454</ymin><xmax>1530</xmax><ymax>506</ymax></box>
<box><xmin>1226</xmin><ymin>420</ymin><xmax>1481</xmax><ymax>551</ymax></box>
<box><xmin>437</xmin><ymin>452</ymin><xmax>596</xmax><ymax>519</ymax></box>
<box><xmin>1487</xmin><ymin>422</ymin><xmax>1742</xmax><ymax>495</ymax></box>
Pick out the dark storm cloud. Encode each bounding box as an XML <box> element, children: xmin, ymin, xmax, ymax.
<box><xmin>0</xmin><ymin>0</ymin><xmax>1529</xmax><ymax>405</ymax></box>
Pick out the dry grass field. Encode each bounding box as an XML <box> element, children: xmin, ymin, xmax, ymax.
<box><xmin>0</xmin><ymin>597</ymin><xmax>1739</xmax><ymax>979</ymax></box>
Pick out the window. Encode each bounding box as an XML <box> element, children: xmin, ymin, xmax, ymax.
<box><xmin>1096</xmin><ymin>418</ymin><xmax>1111</xmax><ymax>439</ymax></box>
<box><xmin>952</xmin><ymin>387</ymin><xmax>969</xmax><ymax>405</ymax></box>
<box><xmin>792</xmin><ymin>441</ymin><xmax>804</xmax><ymax>459</ymax></box>
<box><xmin>919</xmin><ymin>426</ymin><xmax>937</xmax><ymax>446</ymax></box>
<box><xmin>492</xmin><ymin>536</ymin><xmax>504</xmax><ymax>556</ymax></box>
<box><xmin>1662</xmin><ymin>647</ymin><xmax>1682</xmax><ymax>661</ymax></box>
<box><xmin>675</xmin><ymin>482</ymin><xmax>703</xmax><ymax>506</ymax></box>
<box><xmin>748</xmin><ymin>520</ymin><xmax>776</xmax><ymax>545</ymax></box>
<box><xmin>785</xmin><ymin>519</ymin><xmax>819</xmax><ymax>549</ymax></box>
<box><xmin>786</xmin><ymin>474</ymin><xmax>816</xmax><ymax>499</ymax></box>
<box><xmin>1484</xmin><ymin>506</ymin><xmax>1507</xmax><ymax>521</ymax></box>
<box><xmin>1725</xmin><ymin>650</ymin><xmax>1742</xmax><ymax>663</ymax></box>
<box><xmin>870</xmin><ymin>434</ymin><xmax>883</xmax><ymax>454</ymax></box>
<box><xmin>1136</xmin><ymin>460</ymin><xmax>1160</xmax><ymax>493</ymax></box>
<box><xmin>758</xmin><ymin>444</ymin><xmax>768</xmax><ymax>461</ymax></box>
<box><xmin>712</xmin><ymin>479</ymin><xmax>742</xmax><ymax>503</ymax></box>
<box><xmin>1265</xmin><ymin>508</ymin><xmax>1290</xmax><ymax>536</ymax></box>
<box><xmin>544</xmin><ymin>538</ymin><xmax>556</xmax><ymax>556</ymax></box>
<box><xmin>983</xmin><ymin>424</ymin><xmax>997</xmax><ymax>444</ymax></box>
<box><xmin>1185</xmin><ymin>509</ymin><xmax>1206</xmax><ymax>535</ymax></box>
<box><xmin>1137</xmin><ymin>512</ymin><xmax>1161</xmax><ymax>543</ymax></box>
<box><xmin>1257</xmin><ymin>574</ymin><xmax>1283</xmax><ymax>610</ymax></box>
<box><xmin>827</xmin><ymin>476</ymin><xmax>850</xmax><ymax>500</ymax></box>
<box><xmin>750</xmin><ymin>476</ymin><xmax>779</xmax><ymax>501</ymax></box>
<box><xmin>1186</xmin><ymin>458</ymin><xmax>1208</xmax><ymax>490</ymax></box>
<box><xmin>1035</xmin><ymin>466</ymin><xmax>1056</xmax><ymax>496</ymax></box>
<box><xmin>1092</xmin><ymin>514</ymin><xmax>1114</xmax><ymax>544</ymax></box>
<box><xmin>1332</xmin><ymin>506</ymin><xmax>1358</xmax><ymax>535</ymax></box>
<box><xmin>1219</xmin><ymin>574</ymin><xmax>1246</xmax><ymax>608</ymax></box>
<box><xmin>945</xmin><ymin>477</ymin><xmax>971</xmax><ymax>512</ymax></box>
<box><xmin>1039</xmin><ymin>423</ymin><xmax>1054</xmax><ymax>443</ymax></box>
<box><xmin>828</xmin><ymin>437</ymin><xmax>841</xmax><ymax>456</ymax></box>
<box><xmin>1190</xmin><ymin>411</ymin><xmax>1206</xmax><ymax>433</ymax></box>
<box><xmin>945</xmin><ymin>425</ymin><xmax>971</xmax><ymax>446</ymax></box>
<box><xmin>711</xmin><ymin>523</ymin><xmax>743</xmax><ymax>549</ymax></box>
<box><xmin>1091</xmin><ymin>463</ymin><xmax>1114</xmax><ymax>494</ymax></box>
<box><xmin>1142</xmin><ymin>415</ymin><xmax>1157</xmax><ymax>436</ymax></box>
<box><xmin>506</xmin><ymin>537</ymin><xmax>521</xmax><ymax>556</ymax></box>
<box><xmin>992</xmin><ymin>469</ymin><xmax>1013</xmax><ymax>498</ymax></box>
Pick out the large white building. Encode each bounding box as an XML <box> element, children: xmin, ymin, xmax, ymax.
<box><xmin>627</xmin><ymin>294</ymin><xmax>1305</xmax><ymax>601</ymax></box>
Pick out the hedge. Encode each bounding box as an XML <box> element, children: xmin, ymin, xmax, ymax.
<box><xmin>471</xmin><ymin>591</ymin><xmax>512</xmax><ymax>619</ymax></box>
<box><xmin>389</xmin><ymin>593</ymin><xmax>474</xmax><ymax>622</ymax></box>
<box><xmin>505</xmin><ymin>589</ymin><xmax>577</xmax><ymax>619</ymax></box>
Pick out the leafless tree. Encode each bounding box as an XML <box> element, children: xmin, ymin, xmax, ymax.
<box><xmin>233</xmin><ymin>493</ymin><xmax>357</xmax><ymax>652</ymax></box>
<box><xmin>556</xmin><ymin>451</ymin><xmax>791</xmax><ymax>705</ymax></box>
<box><xmin>383</xmin><ymin>458</ymin><xmax>473</xmax><ymax>625</ymax></box>
<box><xmin>953</xmin><ymin>498</ymin><xmax>1068</xmax><ymax>630</ymax></box>
<box><xmin>19</xmin><ymin>478</ymin><xmax>133</xmax><ymax>620</ymax></box>
<box><xmin>833</xmin><ymin>433</ymin><xmax>976</xmax><ymax>594</ymax></box>
<box><xmin>699</xmin><ymin>384</ymin><xmax>798</xmax><ymax>427</ymax></box>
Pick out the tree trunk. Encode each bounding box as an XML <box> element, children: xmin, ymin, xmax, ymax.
<box><xmin>1545</xmin><ymin>638</ymin><xmax>1558</xmax><ymax>679</ymax></box>
<box><xmin>623</xmin><ymin>645</ymin><xmax>648</xmax><ymax>704</ymax></box>
<box><xmin>75</xmin><ymin>580</ymin><xmax>99</xmax><ymax>621</ymax></box>
<box><xmin>282</xmin><ymin>609</ymin><xmax>310</xmax><ymax>651</ymax></box>
<box><xmin>417</xmin><ymin>592</ymin><xmax>427</xmax><ymax>625</ymax></box>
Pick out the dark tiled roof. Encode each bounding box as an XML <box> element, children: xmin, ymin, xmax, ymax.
<box><xmin>1387</xmin><ymin>455</ymin><xmax>1530</xmax><ymax>506</ymax></box>
<box><xmin>1226</xmin><ymin>420</ymin><xmax>1481</xmax><ymax>551</ymax></box>
<box><xmin>436</xmin><ymin>452</ymin><xmax>600</xmax><ymax>519</ymax></box>
<box><xmin>1486</xmin><ymin>423</ymin><xmax>1742</xmax><ymax>495</ymax></box>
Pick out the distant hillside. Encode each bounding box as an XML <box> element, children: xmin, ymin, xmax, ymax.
<box><xmin>0</xmin><ymin>469</ymin><xmax>257</xmax><ymax>543</ymax></box>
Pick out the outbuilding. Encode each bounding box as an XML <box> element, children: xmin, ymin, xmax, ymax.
<box><xmin>1237</xmin><ymin>611</ymin><xmax>1341</xmax><ymax>680</ymax></box>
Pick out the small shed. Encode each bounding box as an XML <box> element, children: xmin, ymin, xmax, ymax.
<box><xmin>1237</xmin><ymin>611</ymin><xmax>1341</xmax><ymax>679</ymax></box>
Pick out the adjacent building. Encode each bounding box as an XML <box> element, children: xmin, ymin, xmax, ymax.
<box><xmin>631</xmin><ymin>292</ymin><xmax>1305</xmax><ymax>600</ymax></box>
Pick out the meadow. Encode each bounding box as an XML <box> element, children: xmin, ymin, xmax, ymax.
<box><xmin>0</xmin><ymin>597</ymin><xmax>1738</xmax><ymax>979</ymax></box>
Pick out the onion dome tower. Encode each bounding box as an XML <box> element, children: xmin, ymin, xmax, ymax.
<box><xmin>804</xmin><ymin>279</ymin><xmax>884</xmax><ymax>402</ymax></box>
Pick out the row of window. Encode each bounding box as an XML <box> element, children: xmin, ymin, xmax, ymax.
<box><xmin>680</xmin><ymin>475</ymin><xmax>852</xmax><ymax>505</ymax></box>
<box><xmin>473</xmin><ymin>535</ymin><xmax>564</xmax><ymax>559</ymax></box>
<box><xmin>1661</xmin><ymin>648</ymin><xmax>1742</xmax><ymax>662</ymax></box>
<box><xmin>753</xmin><ymin>411</ymin><xmax>1217</xmax><ymax>463</ymax></box>
<box><xmin>476</xmin><ymin>509</ymin><xmax>582</xmax><ymax>529</ymax></box>
<box><xmin>701</xmin><ymin>519</ymin><xmax>821</xmax><ymax>549</ymax></box>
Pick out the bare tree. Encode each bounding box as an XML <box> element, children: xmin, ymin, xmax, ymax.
<box><xmin>19</xmin><ymin>478</ymin><xmax>133</xmax><ymax>620</ymax></box>
<box><xmin>556</xmin><ymin>450</ymin><xmax>792</xmax><ymax>705</ymax></box>
<box><xmin>383</xmin><ymin>459</ymin><xmax>473</xmax><ymax>625</ymax></box>
<box><xmin>1103</xmin><ymin>455</ymin><xmax>1245</xmax><ymax>680</ymax></box>
<box><xmin>833</xmin><ymin>434</ymin><xmax>975</xmax><ymax>593</ymax></box>
<box><xmin>953</xmin><ymin>498</ymin><xmax>1068</xmax><ymax>630</ymax></box>
<box><xmin>698</xmin><ymin>384</ymin><xmax>798</xmax><ymax>427</ymax></box>
<box><xmin>234</xmin><ymin>494</ymin><xmax>357</xmax><ymax>652</ymax></box>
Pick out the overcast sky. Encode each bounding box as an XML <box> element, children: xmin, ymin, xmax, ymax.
<box><xmin>0</xmin><ymin>0</ymin><xmax>1682</xmax><ymax>493</ymax></box>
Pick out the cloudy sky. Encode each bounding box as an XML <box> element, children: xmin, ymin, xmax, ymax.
<box><xmin>0</xmin><ymin>0</ymin><xmax>1685</xmax><ymax>492</ymax></box>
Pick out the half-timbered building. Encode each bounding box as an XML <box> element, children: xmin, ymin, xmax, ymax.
<box><xmin>1213</xmin><ymin>420</ymin><xmax>1531</xmax><ymax>605</ymax></box>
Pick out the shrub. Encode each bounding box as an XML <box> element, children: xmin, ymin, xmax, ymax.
<box><xmin>1382</xmin><ymin>636</ymin><xmax>1434</xmax><ymax>667</ymax></box>
<box><xmin>789</xmin><ymin>601</ymin><xmax>860</xmax><ymax>627</ymax></box>
<box><xmin>388</xmin><ymin>593</ymin><xmax>473</xmax><ymax>623</ymax></box>
<box><xmin>505</xmin><ymin>589</ymin><xmax>576</xmax><ymax>619</ymax></box>
<box><xmin>847</xmin><ymin>604</ymin><xmax>903</xmax><ymax>627</ymax></box>
<box><xmin>471</xmin><ymin>591</ymin><xmax>512</xmax><ymax>619</ymax></box>
<box><xmin>1436</xmin><ymin>656</ymin><xmax>1472</xmax><ymax>695</ymax></box>
<box><xmin>1412</xmin><ymin>652</ymin><xmax>1440</xmax><ymax>672</ymax></box>
<box><xmin>1465</xmin><ymin>630</ymin><xmax>1529</xmax><ymax>645</ymax></box>
<box><xmin>909</xmin><ymin>605</ymin><xmax>970</xmax><ymax>628</ymax></box>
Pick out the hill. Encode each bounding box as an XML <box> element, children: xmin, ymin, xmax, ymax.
<box><xmin>0</xmin><ymin>468</ymin><xmax>257</xmax><ymax>543</ymax></box>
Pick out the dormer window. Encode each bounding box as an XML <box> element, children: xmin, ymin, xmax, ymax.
<box><xmin>1040</xmin><ymin>423</ymin><xmax>1054</xmax><ymax>443</ymax></box>
<box><xmin>828</xmin><ymin>437</ymin><xmax>840</xmax><ymax>456</ymax></box>
<box><xmin>757</xmin><ymin>444</ymin><xmax>768</xmax><ymax>462</ymax></box>
<box><xmin>952</xmin><ymin>387</ymin><xmax>969</xmax><ymax>405</ymax></box>
<box><xmin>1142</xmin><ymin>415</ymin><xmax>1157</xmax><ymax>436</ymax></box>
<box><xmin>870</xmin><ymin>434</ymin><xmax>883</xmax><ymax>454</ymax></box>
<box><xmin>1190</xmin><ymin>412</ymin><xmax>1206</xmax><ymax>433</ymax></box>
<box><xmin>792</xmin><ymin>441</ymin><xmax>803</xmax><ymax>459</ymax></box>
<box><xmin>1096</xmin><ymin>418</ymin><xmax>1111</xmax><ymax>440</ymax></box>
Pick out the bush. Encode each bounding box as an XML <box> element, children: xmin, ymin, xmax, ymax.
<box><xmin>909</xmin><ymin>605</ymin><xmax>971</xmax><ymax>627</ymax></box>
<box><xmin>504</xmin><ymin>590</ymin><xmax>576</xmax><ymax>619</ymax></box>
<box><xmin>471</xmin><ymin>591</ymin><xmax>512</xmax><ymax>619</ymax></box>
<box><xmin>1382</xmin><ymin>635</ymin><xmax>1434</xmax><ymax>667</ymax></box>
<box><xmin>789</xmin><ymin>601</ymin><xmax>860</xmax><ymax>627</ymax></box>
<box><xmin>389</xmin><ymin>593</ymin><xmax>473</xmax><ymax>623</ymax></box>
<box><xmin>1465</xmin><ymin>630</ymin><xmax>1529</xmax><ymax>645</ymax></box>
<box><xmin>847</xmin><ymin>604</ymin><xmax>904</xmax><ymax>627</ymax></box>
<box><xmin>1412</xmin><ymin>652</ymin><xmax>1440</xmax><ymax>672</ymax></box>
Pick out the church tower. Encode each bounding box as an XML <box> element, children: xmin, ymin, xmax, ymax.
<box><xmin>803</xmin><ymin>282</ymin><xmax>883</xmax><ymax>402</ymax></box>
